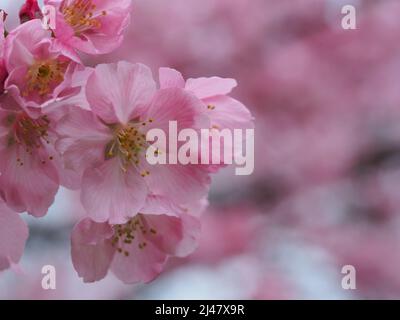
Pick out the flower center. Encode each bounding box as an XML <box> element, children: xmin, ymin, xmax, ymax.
<box><xmin>25</xmin><ymin>59</ymin><xmax>66</xmax><ymax>97</ymax></box>
<box><xmin>12</xmin><ymin>113</ymin><xmax>50</xmax><ymax>148</ymax></box>
<box><xmin>106</xmin><ymin>123</ymin><xmax>149</xmax><ymax>171</ymax></box>
<box><xmin>5</xmin><ymin>112</ymin><xmax>54</xmax><ymax>166</ymax></box>
<box><xmin>111</xmin><ymin>215</ymin><xmax>157</xmax><ymax>257</ymax></box>
<box><xmin>61</xmin><ymin>0</ymin><xmax>107</xmax><ymax>35</ymax></box>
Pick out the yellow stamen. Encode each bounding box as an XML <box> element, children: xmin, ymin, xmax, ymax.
<box><xmin>62</xmin><ymin>0</ymin><xmax>106</xmax><ymax>35</ymax></box>
<box><xmin>111</xmin><ymin>216</ymin><xmax>157</xmax><ymax>257</ymax></box>
<box><xmin>24</xmin><ymin>60</ymin><xmax>66</xmax><ymax>97</ymax></box>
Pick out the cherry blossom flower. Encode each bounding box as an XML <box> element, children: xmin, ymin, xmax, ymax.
<box><xmin>71</xmin><ymin>196</ymin><xmax>201</xmax><ymax>283</ymax></box>
<box><xmin>56</xmin><ymin>61</ymin><xmax>211</xmax><ymax>224</ymax></box>
<box><xmin>0</xmin><ymin>198</ymin><xmax>28</xmax><ymax>271</ymax></box>
<box><xmin>159</xmin><ymin>67</ymin><xmax>254</xmax><ymax>172</ymax></box>
<box><xmin>45</xmin><ymin>0</ymin><xmax>132</xmax><ymax>55</ymax></box>
<box><xmin>3</xmin><ymin>19</ymin><xmax>81</xmax><ymax>114</ymax></box>
<box><xmin>159</xmin><ymin>68</ymin><xmax>253</xmax><ymax>131</ymax></box>
<box><xmin>0</xmin><ymin>93</ymin><xmax>77</xmax><ymax>217</ymax></box>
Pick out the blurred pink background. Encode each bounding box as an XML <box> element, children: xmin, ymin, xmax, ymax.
<box><xmin>1</xmin><ymin>0</ymin><xmax>400</xmax><ymax>299</ymax></box>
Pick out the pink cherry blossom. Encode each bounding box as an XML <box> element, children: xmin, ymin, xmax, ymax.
<box><xmin>159</xmin><ymin>67</ymin><xmax>253</xmax><ymax>131</ymax></box>
<box><xmin>56</xmin><ymin>61</ymin><xmax>211</xmax><ymax>224</ymax></box>
<box><xmin>3</xmin><ymin>19</ymin><xmax>80</xmax><ymax>112</ymax></box>
<box><xmin>0</xmin><ymin>93</ymin><xmax>77</xmax><ymax>217</ymax></box>
<box><xmin>71</xmin><ymin>196</ymin><xmax>200</xmax><ymax>283</ymax></box>
<box><xmin>0</xmin><ymin>198</ymin><xmax>28</xmax><ymax>271</ymax></box>
<box><xmin>45</xmin><ymin>0</ymin><xmax>132</xmax><ymax>55</ymax></box>
<box><xmin>159</xmin><ymin>67</ymin><xmax>254</xmax><ymax>172</ymax></box>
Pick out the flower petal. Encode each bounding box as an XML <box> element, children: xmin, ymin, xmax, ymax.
<box><xmin>81</xmin><ymin>158</ymin><xmax>148</xmax><ymax>224</ymax></box>
<box><xmin>0</xmin><ymin>146</ymin><xmax>59</xmax><ymax>217</ymax></box>
<box><xmin>203</xmin><ymin>95</ymin><xmax>254</xmax><ymax>131</ymax></box>
<box><xmin>86</xmin><ymin>62</ymin><xmax>156</xmax><ymax>124</ymax></box>
<box><xmin>143</xmin><ymin>212</ymin><xmax>201</xmax><ymax>257</ymax></box>
<box><xmin>0</xmin><ymin>201</ymin><xmax>28</xmax><ymax>271</ymax></box>
<box><xmin>71</xmin><ymin>218</ymin><xmax>115</xmax><ymax>283</ymax></box>
<box><xmin>159</xmin><ymin>67</ymin><xmax>185</xmax><ymax>89</ymax></box>
<box><xmin>111</xmin><ymin>231</ymin><xmax>166</xmax><ymax>284</ymax></box>
<box><xmin>185</xmin><ymin>77</ymin><xmax>237</xmax><ymax>99</ymax></box>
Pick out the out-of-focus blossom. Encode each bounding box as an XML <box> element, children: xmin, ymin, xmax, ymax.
<box><xmin>19</xmin><ymin>0</ymin><xmax>42</xmax><ymax>24</ymax></box>
<box><xmin>45</xmin><ymin>0</ymin><xmax>132</xmax><ymax>55</ymax></box>
<box><xmin>71</xmin><ymin>196</ymin><xmax>200</xmax><ymax>283</ymax></box>
<box><xmin>0</xmin><ymin>198</ymin><xmax>28</xmax><ymax>271</ymax></box>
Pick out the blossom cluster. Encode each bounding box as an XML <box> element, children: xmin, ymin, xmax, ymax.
<box><xmin>0</xmin><ymin>0</ymin><xmax>253</xmax><ymax>283</ymax></box>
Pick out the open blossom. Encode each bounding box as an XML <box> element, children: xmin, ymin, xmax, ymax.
<box><xmin>159</xmin><ymin>68</ymin><xmax>253</xmax><ymax>131</ymax></box>
<box><xmin>56</xmin><ymin>61</ymin><xmax>210</xmax><ymax>224</ymax></box>
<box><xmin>71</xmin><ymin>196</ymin><xmax>200</xmax><ymax>283</ymax></box>
<box><xmin>3</xmin><ymin>19</ymin><xmax>80</xmax><ymax>113</ymax></box>
<box><xmin>159</xmin><ymin>68</ymin><xmax>254</xmax><ymax>172</ymax></box>
<box><xmin>45</xmin><ymin>0</ymin><xmax>132</xmax><ymax>55</ymax></box>
<box><xmin>0</xmin><ymin>198</ymin><xmax>29</xmax><ymax>271</ymax></box>
<box><xmin>0</xmin><ymin>93</ymin><xmax>75</xmax><ymax>217</ymax></box>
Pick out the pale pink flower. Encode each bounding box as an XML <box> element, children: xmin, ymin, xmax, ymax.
<box><xmin>0</xmin><ymin>198</ymin><xmax>28</xmax><ymax>271</ymax></box>
<box><xmin>159</xmin><ymin>68</ymin><xmax>253</xmax><ymax>131</ymax></box>
<box><xmin>0</xmin><ymin>94</ymin><xmax>77</xmax><ymax>217</ymax></box>
<box><xmin>45</xmin><ymin>0</ymin><xmax>132</xmax><ymax>55</ymax></box>
<box><xmin>3</xmin><ymin>19</ymin><xmax>80</xmax><ymax>112</ymax></box>
<box><xmin>71</xmin><ymin>196</ymin><xmax>201</xmax><ymax>283</ymax></box>
<box><xmin>159</xmin><ymin>68</ymin><xmax>254</xmax><ymax>172</ymax></box>
<box><xmin>56</xmin><ymin>62</ymin><xmax>210</xmax><ymax>224</ymax></box>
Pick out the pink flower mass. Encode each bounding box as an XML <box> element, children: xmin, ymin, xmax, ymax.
<box><xmin>1</xmin><ymin>0</ymin><xmax>400</xmax><ymax>301</ymax></box>
<box><xmin>0</xmin><ymin>0</ymin><xmax>253</xmax><ymax>284</ymax></box>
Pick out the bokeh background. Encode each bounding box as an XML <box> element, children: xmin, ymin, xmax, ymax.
<box><xmin>1</xmin><ymin>0</ymin><xmax>400</xmax><ymax>299</ymax></box>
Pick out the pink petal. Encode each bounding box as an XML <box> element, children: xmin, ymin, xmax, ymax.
<box><xmin>0</xmin><ymin>201</ymin><xmax>28</xmax><ymax>271</ymax></box>
<box><xmin>159</xmin><ymin>67</ymin><xmax>185</xmax><ymax>89</ymax></box>
<box><xmin>111</xmin><ymin>231</ymin><xmax>167</xmax><ymax>284</ymax></box>
<box><xmin>4</xmin><ymin>19</ymin><xmax>48</xmax><ymax>71</ymax></box>
<box><xmin>86</xmin><ymin>62</ymin><xmax>156</xmax><ymax>124</ymax></box>
<box><xmin>49</xmin><ymin>0</ymin><xmax>132</xmax><ymax>55</ymax></box>
<box><xmin>70</xmin><ymin>33</ymin><xmax>124</xmax><ymax>56</ymax></box>
<box><xmin>55</xmin><ymin>106</ymin><xmax>112</xmax><ymax>179</ymax></box>
<box><xmin>0</xmin><ymin>146</ymin><xmax>59</xmax><ymax>217</ymax></box>
<box><xmin>140</xmin><ymin>195</ymin><xmax>181</xmax><ymax>217</ymax></box>
<box><xmin>142</xmin><ymin>162</ymin><xmax>211</xmax><ymax>205</ymax></box>
<box><xmin>71</xmin><ymin>218</ymin><xmax>115</xmax><ymax>283</ymax></box>
<box><xmin>185</xmin><ymin>77</ymin><xmax>238</xmax><ymax>99</ymax></box>
<box><xmin>81</xmin><ymin>158</ymin><xmax>148</xmax><ymax>224</ymax></box>
<box><xmin>203</xmin><ymin>95</ymin><xmax>254</xmax><ymax>131</ymax></box>
<box><xmin>143</xmin><ymin>88</ymin><xmax>204</xmax><ymax>134</ymax></box>
<box><xmin>143</xmin><ymin>213</ymin><xmax>201</xmax><ymax>257</ymax></box>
